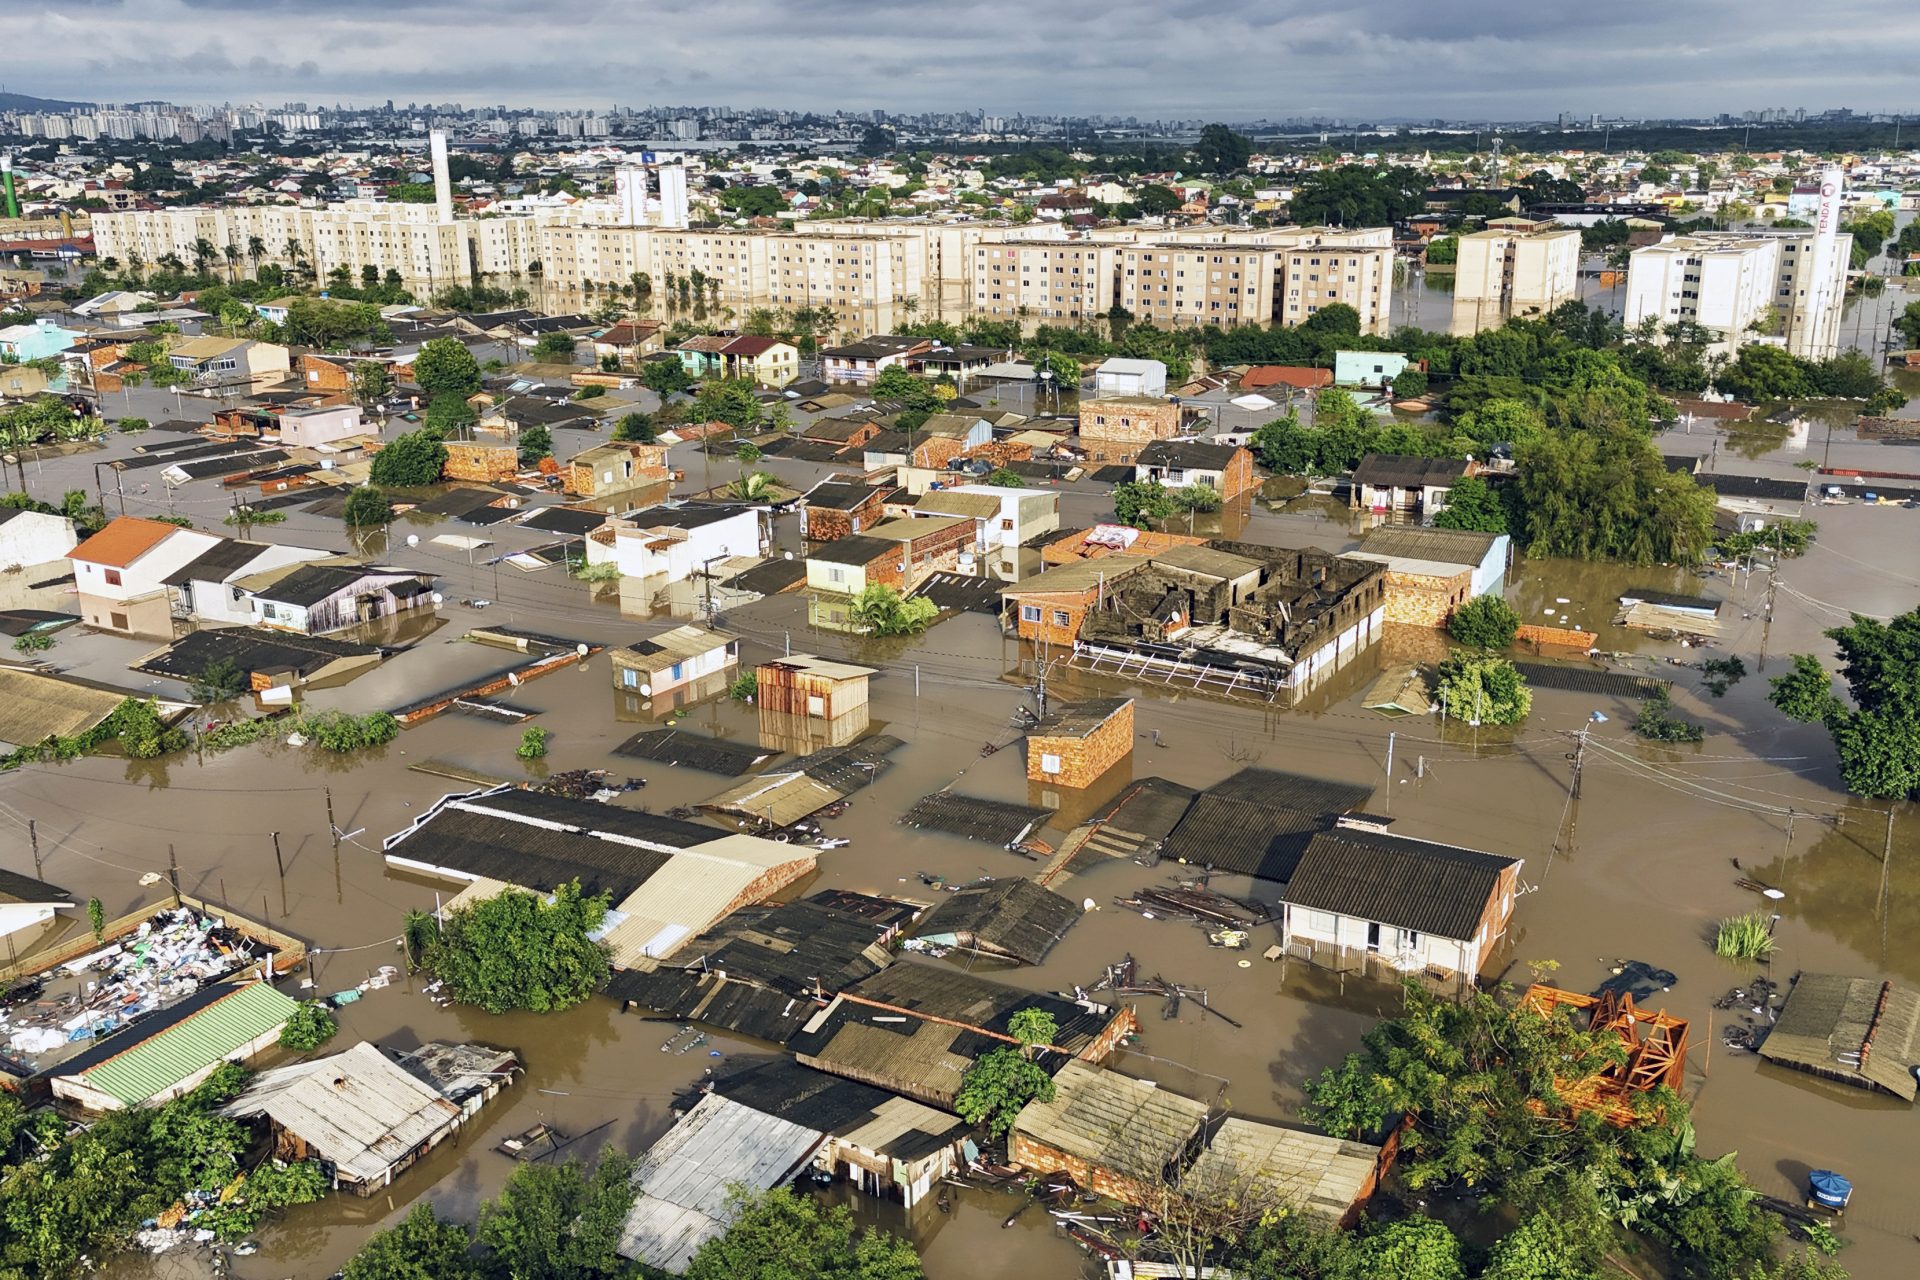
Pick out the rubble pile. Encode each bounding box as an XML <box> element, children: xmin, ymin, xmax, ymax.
<box><xmin>1</xmin><ymin>908</ymin><xmax>263</xmax><ymax>1064</ymax></box>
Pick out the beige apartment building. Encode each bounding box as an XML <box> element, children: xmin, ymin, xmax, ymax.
<box><xmin>95</xmin><ymin>204</ymin><xmax>1394</xmax><ymax>334</ymax></box>
<box><xmin>1447</xmin><ymin>218</ymin><xmax>1583</xmax><ymax>336</ymax></box>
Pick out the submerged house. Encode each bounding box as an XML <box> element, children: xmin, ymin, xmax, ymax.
<box><xmin>236</xmin><ymin>561</ymin><xmax>436</xmax><ymax>635</ymax></box>
<box><xmin>222</xmin><ymin>1040</ymin><xmax>519</xmax><ymax>1194</ymax></box>
<box><xmin>1009</xmin><ymin>1061</ymin><xmax>1209</xmax><ymax>1205</ymax></box>
<box><xmin>0</xmin><ymin>867</ymin><xmax>75</xmax><ymax>945</ymax></box>
<box><xmin>610</xmin><ymin>624</ymin><xmax>738</xmax><ymax>700</ymax></box>
<box><xmin>907</xmin><ymin>878</ymin><xmax>1081</xmax><ymax>965</ymax></box>
<box><xmin>1759</xmin><ymin>974</ymin><xmax>1920</xmax><ymax>1101</ymax></box>
<box><xmin>48</xmin><ymin>981</ymin><xmax>300</xmax><ymax>1111</ymax></box>
<box><xmin>1278</xmin><ymin>824</ymin><xmax>1523</xmax><ymax>990</ymax></box>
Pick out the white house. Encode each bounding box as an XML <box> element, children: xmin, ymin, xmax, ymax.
<box><xmin>1280</xmin><ymin>824</ymin><xmax>1522</xmax><ymax>986</ymax></box>
<box><xmin>68</xmin><ymin>516</ymin><xmax>223</xmax><ymax>638</ymax></box>
<box><xmin>915</xmin><ymin>483</ymin><xmax>1059</xmax><ymax>579</ymax></box>
<box><xmin>1332</xmin><ymin>350</ymin><xmax>1411</xmax><ymax>389</ymax></box>
<box><xmin>0</xmin><ymin>507</ymin><xmax>78</xmax><ymax>572</ymax></box>
<box><xmin>233</xmin><ymin>561</ymin><xmax>436</xmax><ymax>635</ymax></box>
<box><xmin>275</xmin><ymin>404</ymin><xmax>366</xmax><ymax>448</ymax></box>
<box><xmin>163</xmin><ymin>537</ymin><xmax>337</xmax><ymax>627</ymax></box>
<box><xmin>610</xmin><ymin>624</ymin><xmax>739</xmax><ymax>697</ymax></box>
<box><xmin>1092</xmin><ymin>357</ymin><xmax>1167</xmax><ymax>398</ymax></box>
<box><xmin>586</xmin><ymin>503</ymin><xmax>763</xmax><ymax>583</ymax></box>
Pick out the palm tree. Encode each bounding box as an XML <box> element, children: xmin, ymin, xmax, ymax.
<box><xmin>223</xmin><ymin>243</ymin><xmax>241</xmax><ymax>282</ymax></box>
<box><xmin>99</xmin><ymin>256</ymin><xmax>121</xmax><ymax>275</ymax></box>
<box><xmin>191</xmin><ymin>237</ymin><xmax>217</xmax><ymax>277</ymax></box>
<box><xmin>247</xmin><ymin>235</ymin><xmax>266</xmax><ymax>276</ymax></box>
<box><xmin>158</xmin><ymin>252</ymin><xmax>187</xmax><ymax>275</ymax></box>
<box><xmin>630</xmin><ymin>271</ymin><xmax>651</xmax><ymax>298</ymax></box>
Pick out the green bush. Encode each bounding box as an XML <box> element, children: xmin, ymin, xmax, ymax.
<box><xmin>279</xmin><ymin>1002</ymin><xmax>338</xmax><ymax>1051</ymax></box>
<box><xmin>517</xmin><ymin>727</ymin><xmax>551</xmax><ymax>760</ymax></box>
<box><xmin>1714</xmin><ymin>911</ymin><xmax>1777</xmax><ymax>962</ymax></box>
<box><xmin>1434</xmin><ymin>653</ymin><xmax>1530</xmax><ymax>725</ymax></box>
<box><xmin>728</xmin><ymin>671</ymin><xmax>759</xmax><ymax>702</ymax></box>
<box><xmin>1633</xmin><ymin>688</ymin><xmax>1705</xmax><ymax>742</ymax></box>
<box><xmin>1447</xmin><ymin>594</ymin><xmax>1520</xmax><ymax>649</ymax></box>
<box><xmin>12</xmin><ymin>632</ymin><xmax>53</xmax><ymax>653</ymax></box>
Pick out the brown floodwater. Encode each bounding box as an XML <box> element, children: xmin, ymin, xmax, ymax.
<box><xmin>6</xmin><ymin>490</ymin><xmax>1918</xmax><ymax>1280</ymax></box>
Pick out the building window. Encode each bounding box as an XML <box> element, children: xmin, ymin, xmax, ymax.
<box><xmin>1051</xmin><ymin>609</ymin><xmax>1070</xmax><ymax>627</ymax></box>
<box><xmin>1019</xmin><ymin>604</ymin><xmax>1041</xmax><ymax>622</ymax></box>
<box><xmin>621</xmin><ymin>668</ymin><xmax>638</xmax><ymax>689</ymax></box>
<box><xmin>1040</xmin><ymin>752</ymin><xmax>1062</xmax><ymax>775</ymax></box>
<box><xmin>104</xmin><ymin>568</ymin><xmax>122</xmax><ymax>586</ymax></box>
<box><xmin>806</xmin><ymin>694</ymin><xmax>826</xmax><ymax>716</ymax></box>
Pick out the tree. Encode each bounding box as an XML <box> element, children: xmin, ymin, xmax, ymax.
<box><xmin>984</xmin><ymin>466</ymin><xmax>1023</xmax><ymax>487</ymax></box>
<box><xmin>188</xmin><ymin>658</ymin><xmax>248</xmax><ymax>702</ymax></box>
<box><xmin>1135</xmin><ymin>184</ymin><xmax>1182</xmax><ymax>216</ymax></box>
<box><xmin>422</xmin><ymin>880</ymin><xmax>612</xmax><ymax>1014</ymax></box>
<box><xmin>343</xmin><ymin>1203</ymin><xmax>480</xmax><ymax>1280</ymax></box>
<box><xmin>1447</xmin><ymin>594</ymin><xmax>1520</xmax><ymax>649</ymax></box>
<box><xmin>847</xmin><ymin>584</ymin><xmax>939</xmax><ymax>636</ymax></box>
<box><xmin>639</xmin><ymin>359</ymin><xmax>694</xmax><ymax>396</ymax></box>
<box><xmin>859</xmin><ymin>125</ymin><xmax>896</xmax><ymax>157</ymax></box>
<box><xmin>1432</xmin><ymin>473</ymin><xmax>1509</xmax><ymax>533</ymax></box>
<box><xmin>1770</xmin><ymin>608</ymin><xmax>1920</xmax><ymax>798</ymax></box>
<box><xmin>1348</xmin><ymin>1219</ymin><xmax>1464</xmax><ymax>1280</ymax></box>
<box><xmin>370</xmin><ymin>431</ymin><xmax>449</xmax><ymax>486</ymax></box>
<box><xmin>518</xmin><ymin>423</ymin><xmax>554</xmax><ymax>465</ymax></box>
<box><xmin>343</xmin><ymin>486</ymin><xmax>393</xmax><ymax>528</ymax></box>
<box><xmin>425</xmin><ymin>394</ymin><xmax>478</xmax><ymax>438</ymax></box>
<box><xmin>1169</xmin><ymin>484</ymin><xmax>1222</xmax><ymax>513</ymax></box>
<box><xmin>1512</xmin><ymin>425</ymin><xmax>1716</xmax><ymax>565</ymax></box>
<box><xmin>517</xmin><ymin>727</ymin><xmax>551</xmax><ymax>760</ymax></box>
<box><xmin>613</xmin><ymin>411</ymin><xmax>657</xmax><ymax>443</ymax></box>
<box><xmin>733</xmin><ymin>441</ymin><xmax>762</xmax><ymax>465</ymax></box>
<box><xmin>1192</xmin><ymin>123</ymin><xmax>1253</xmax><ymax>175</ymax></box>
<box><xmin>955</xmin><ymin>1046</ymin><xmax>1055</xmax><ymax>1138</ymax></box>
<box><xmin>1112</xmin><ymin>480</ymin><xmax>1177</xmax><ymax>528</ymax></box>
<box><xmin>352</xmin><ymin>360</ymin><xmax>393</xmax><ymax>406</ymax></box>
<box><xmin>1287</xmin><ymin>165</ymin><xmax>1428</xmax><ymax>226</ymax></box>
<box><xmin>1008</xmin><ymin>1007</ymin><xmax>1057</xmax><ymax>1048</ymax></box>
<box><xmin>1478</xmin><ymin>1188</ymin><xmax>1615</xmax><ymax>1280</ymax></box>
<box><xmin>532</xmin><ymin>331</ymin><xmax>577</xmax><ymax>362</ymax></box>
<box><xmin>278</xmin><ymin>1002</ymin><xmax>337</xmax><ymax>1051</ymax></box>
<box><xmin>413</xmin><ymin>336</ymin><xmax>483</xmax><ymax>399</ymax></box>
<box><xmin>1425</xmin><ymin>235</ymin><xmax>1460</xmax><ymax>266</ymax></box>
<box><xmin>1434</xmin><ymin>653</ymin><xmax>1530</xmax><ymax>725</ymax></box>
<box><xmin>1880</xmin><ymin>299</ymin><xmax>1920</xmax><ymax>350</ymax></box>
<box><xmin>477</xmin><ymin>1153</ymin><xmax>637</xmax><ymax>1280</ymax></box>
<box><xmin>693</xmin><ymin>378</ymin><xmax>763</xmax><ymax>432</ymax></box>
<box><xmin>685</xmin><ymin>1187</ymin><xmax>922</xmax><ymax>1280</ymax></box>
<box><xmin>722</xmin><ymin>185</ymin><xmax>787</xmax><ymax>218</ymax></box>
<box><xmin>1391</xmin><ymin>366</ymin><xmax>1429</xmax><ymax>399</ymax></box>
<box><xmin>87</xmin><ymin>897</ymin><xmax>105</xmax><ymax>940</ymax></box>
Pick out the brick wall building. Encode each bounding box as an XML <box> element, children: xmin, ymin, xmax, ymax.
<box><xmin>1001</xmin><ymin>558</ymin><xmax>1148</xmax><ymax>648</ymax></box>
<box><xmin>1077</xmin><ymin>396</ymin><xmax>1180</xmax><ymax>464</ymax></box>
<box><xmin>802</xmin><ymin>480</ymin><xmax>890</xmax><ymax>543</ymax></box>
<box><xmin>1026</xmin><ymin>697</ymin><xmax>1133</xmax><ymax>786</ymax></box>
<box><xmin>441</xmin><ymin>441</ymin><xmax>519</xmax><ymax>483</ymax></box>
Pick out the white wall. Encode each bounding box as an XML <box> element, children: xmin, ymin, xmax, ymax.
<box><xmin>610</xmin><ymin>509</ymin><xmax>761</xmax><ymax>582</ymax></box>
<box><xmin>0</xmin><ymin>510</ymin><xmax>77</xmax><ymax>570</ymax></box>
<box><xmin>73</xmin><ymin>528</ymin><xmax>221</xmax><ymax>602</ymax></box>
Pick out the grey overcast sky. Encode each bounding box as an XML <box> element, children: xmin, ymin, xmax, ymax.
<box><xmin>11</xmin><ymin>0</ymin><xmax>1920</xmax><ymax>119</ymax></box>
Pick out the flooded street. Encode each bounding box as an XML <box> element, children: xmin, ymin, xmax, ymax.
<box><xmin>3</xmin><ymin>394</ymin><xmax>1918</xmax><ymax>1278</ymax></box>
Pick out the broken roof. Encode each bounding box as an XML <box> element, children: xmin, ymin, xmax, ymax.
<box><xmin>708</xmin><ymin>1058</ymin><xmax>968</xmax><ymax>1163</ymax></box>
<box><xmin>899</xmin><ymin>791</ymin><xmax>1053</xmax><ymax>848</ymax></box>
<box><xmin>660</xmin><ymin>894</ymin><xmax>903</xmax><ymax>996</ymax></box>
<box><xmin>1149</xmin><ymin>543</ymin><xmax>1266</xmax><ymax>581</ymax></box>
<box><xmin>909</xmin><ymin>878</ymin><xmax>1080</xmax><ymax>965</ymax></box>
<box><xmin>1284</xmin><ymin>826</ymin><xmax>1520</xmax><ymax>941</ymax></box>
<box><xmin>614</xmin><ymin>728</ymin><xmax>772</xmax><ymax>776</ymax></box>
<box><xmin>1181</xmin><ymin>1117</ymin><xmax>1381</xmax><ymax>1222</ymax></box>
<box><xmin>605</xmin><ymin>969</ymin><xmax>820</xmax><ymax>1044</ymax></box>
<box><xmin>1136</xmin><ymin>439</ymin><xmax>1245</xmax><ymax>471</ymax></box>
<box><xmin>133</xmin><ymin>625</ymin><xmax>380</xmax><ymax>682</ymax></box>
<box><xmin>1354</xmin><ymin>526</ymin><xmax>1501</xmax><ymax>568</ymax></box>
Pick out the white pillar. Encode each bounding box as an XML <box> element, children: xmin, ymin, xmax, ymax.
<box><xmin>429</xmin><ymin>130</ymin><xmax>454</xmax><ymax>223</ymax></box>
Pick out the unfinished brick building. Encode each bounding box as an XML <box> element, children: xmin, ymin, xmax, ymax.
<box><xmin>1026</xmin><ymin>697</ymin><xmax>1133</xmax><ymax>787</ymax></box>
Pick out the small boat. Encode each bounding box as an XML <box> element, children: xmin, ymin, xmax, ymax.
<box><xmin>496</xmin><ymin>1123</ymin><xmax>566</xmax><ymax>1160</ymax></box>
<box><xmin>1807</xmin><ymin>1170</ymin><xmax>1852</xmax><ymax>1214</ymax></box>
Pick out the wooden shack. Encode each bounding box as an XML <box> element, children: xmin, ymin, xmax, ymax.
<box><xmin>754</xmin><ymin>654</ymin><xmax>874</xmax><ymax>721</ymax></box>
<box><xmin>1027</xmin><ymin>697</ymin><xmax>1134</xmax><ymax>786</ymax></box>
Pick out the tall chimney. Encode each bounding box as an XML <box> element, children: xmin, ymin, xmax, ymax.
<box><xmin>657</xmin><ymin>163</ymin><xmax>689</xmax><ymax>229</ymax></box>
<box><xmin>1802</xmin><ymin>165</ymin><xmax>1844</xmax><ymax>358</ymax></box>
<box><xmin>428</xmin><ymin>130</ymin><xmax>454</xmax><ymax>223</ymax></box>
<box><xmin>0</xmin><ymin>155</ymin><xmax>18</xmax><ymax>221</ymax></box>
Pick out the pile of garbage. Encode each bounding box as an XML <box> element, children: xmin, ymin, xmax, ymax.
<box><xmin>1</xmin><ymin>908</ymin><xmax>263</xmax><ymax>1064</ymax></box>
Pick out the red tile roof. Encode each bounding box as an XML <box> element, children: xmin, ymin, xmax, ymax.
<box><xmin>1242</xmin><ymin>366</ymin><xmax>1333</xmax><ymax>391</ymax></box>
<box><xmin>67</xmin><ymin>516</ymin><xmax>184</xmax><ymax>568</ymax></box>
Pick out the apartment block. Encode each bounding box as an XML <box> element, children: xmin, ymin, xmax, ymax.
<box><xmin>1447</xmin><ymin>218</ymin><xmax>1582</xmax><ymax>336</ymax></box>
<box><xmin>1625</xmin><ymin>228</ymin><xmax>1850</xmax><ymax>359</ymax></box>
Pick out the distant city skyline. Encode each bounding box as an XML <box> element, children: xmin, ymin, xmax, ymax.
<box><xmin>8</xmin><ymin>0</ymin><xmax>1920</xmax><ymax>123</ymax></box>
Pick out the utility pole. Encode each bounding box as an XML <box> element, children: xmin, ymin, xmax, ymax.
<box><xmin>1880</xmin><ymin>803</ymin><xmax>1898</xmax><ymax>959</ymax></box>
<box><xmin>28</xmin><ymin>819</ymin><xmax>40</xmax><ymax>878</ymax></box>
<box><xmin>1384</xmin><ymin>731</ymin><xmax>1396</xmax><ymax>782</ymax></box>
<box><xmin>325</xmin><ymin>787</ymin><xmax>339</xmax><ymax>851</ymax></box>
<box><xmin>1570</xmin><ymin>723</ymin><xmax>1589</xmax><ymax>800</ymax></box>
<box><xmin>271</xmin><ymin>830</ymin><xmax>284</xmax><ymax>881</ymax></box>
<box><xmin>1757</xmin><ymin>567</ymin><xmax>1778</xmax><ymax>670</ymax></box>
<box><xmin>168</xmin><ymin>844</ymin><xmax>180</xmax><ymax>905</ymax></box>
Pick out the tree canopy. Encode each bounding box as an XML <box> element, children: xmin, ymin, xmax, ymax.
<box><xmin>1433</xmin><ymin>653</ymin><xmax>1531</xmax><ymax>725</ymax></box>
<box><xmin>1770</xmin><ymin>607</ymin><xmax>1920</xmax><ymax>798</ymax></box>
<box><xmin>847</xmin><ymin>584</ymin><xmax>938</xmax><ymax>636</ymax></box>
<box><xmin>412</xmin><ymin>336</ymin><xmax>482</xmax><ymax>398</ymax></box>
<box><xmin>419</xmin><ymin>880</ymin><xmax>612</xmax><ymax>1014</ymax></box>
<box><xmin>954</xmin><ymin>1045</ymin><xmax>1054</xmax><ymax>1138</ymax></box>
<box><xmin>369</xmin><ymin>430</ymin><xmax>449</xmax><ymax>486</ymax></box>
<box><xmin>1447</xmin><ymin>595</ymin><xmax>1520</xmax><ymax>649</ymax></box>
<box><xmin>684</xmin><ymin>1187</ymin><xmax>923</xmax><ymax>1280</ymax></box>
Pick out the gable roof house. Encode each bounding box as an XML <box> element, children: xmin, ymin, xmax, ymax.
<box><xmin>584</xmin><ymin>503</ymin><xmax>764</xmax><ymax>584</ymax></box>
<box><xmin>610</xmin><ymin>624</ymin><xmax>738</xmax><ymax>703</ymax></box>
<box><xmin>1161</xmin><ymin>768</ymin><xmax>1374</xmax><ymax>883</ymax></box>
<box><xmin>0</xmin><ymin>866</ymin><xmax>75</xmax><ymax>945</ymax></box>
<box><xmin>820</xmin><ymin>335</ymin><xmax>935</xmax><ymax>386</ymax></box>
<box><xmin>1759</xmin><ymin>974</ymin><xmax>1920</xmax><ymax>1101</ymax></box>
<box><xmin>801</xmin><ymin>478</ymin><xmax>892</xmax><ymax>542</ymax></box>
<box><xmin>906</xmin><ymin>878</ymin><xmax>1081</xmax><ymax>965</ymax></box>
<box><xmin>1009</xmin><ymin>1061</ymin><xmax>1209</xmax><ymax>1205</ymax></box>
<box><xmin>1280</xmin><ymin>823</ymin><xmax>1524</xmax><ymax>991</ymax></box>
<box><xmin>1348</xmin><ymin>526</ymin><xmax>1510</xmax><ymax>628</ymax></box>
<box><xmin>1351</xmin><ymin>454</ymin><xmax>1473</xmax><ymax>516</ymax></box>
<box><xmin>165</xmin><ymin>335</ymin><xmax>291</xmax><ymax>389</ymax></box>
<box><xmin>222</xmin><ymin>1040</ymin><xmax>520</xmax><ymax>1194</ymax></box>
<box><xmin>718</xmin><ymin>335</ymin><xmax>800</xmax><ymax>387</ymax></box>
<box><xmin>161</xmin><ymin>536</ymin><xmax>336</xmax><ymax>628</ymax></box>
<box><xmin>48</xmin><ymin>981</ymin><xmax>301</xmax><ymax>1111</ymax></box>
<box><xmin>1135</xmin><ymin>439</ymin><xmax>1258</xmax><ymax>501</ymax></box>
<box><xmin>68</xmin><ymin>515</ymin><xmax>222</xmax><ymax>638</ymax></box>
<box><xmin>234</xmin><ymin>561</ymin><xmax>436</xmax><ymax>635</ymax></box>
<box><xmin>563</xmin><ymin>440</ymin><xmax>671</xmax><ymax>500</ymax></box>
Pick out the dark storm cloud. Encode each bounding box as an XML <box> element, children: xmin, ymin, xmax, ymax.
<box><xmin>16</xmin><ymin>0</ymin><xmax>1920</xmax><ymax>116</ymax></box>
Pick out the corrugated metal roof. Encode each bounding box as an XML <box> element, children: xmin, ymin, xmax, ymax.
<box><xmin>1284</xmin><ymin>828</ymin><xmax>1518</xmax><ymax>941</ymax></box>
<box><xmin>601</xmin><ymin>835</ymin><xmax>815</xmax><ymax>968</ymax></box>
<box><xmin>618</xmin><ymin>1093</ymin><xmax>826</xmax><ymax>1272</ymax></box>
<box><xmin>73</xmin><ymin>982</ymin><xmax>297</xmax><ymax>1106</ymax></box>
<box><xmin>1182</xmin><ymin>1117</ymin><xmax>1379</xmax><ymax>1221</ymax></box>
<box><xmin>222</xmin><ymin>1041</ymin><xmax>464</xmax><ymax>1185</ymax></box>
<box><xmin>1014</xmin><ymin>1061</ymin><xmax>1207</xmax><ymax>1181</ymax></box>
<box><xmin>1759</xmin><ymin>974</ymin><xmax>1920</xmax><ymax>1101</ymax></box>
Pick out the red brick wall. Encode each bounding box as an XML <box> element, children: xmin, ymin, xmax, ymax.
<box><xmin>1009</xmin><ymin>591</ymin><xmax>1093</xmax><ymax>648</ymax></box>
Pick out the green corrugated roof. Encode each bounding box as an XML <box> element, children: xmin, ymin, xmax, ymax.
<box><xmin>80</xmin><ymin>983</ymin><xmax>298</xmax><ymax>1106</ymax></box>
